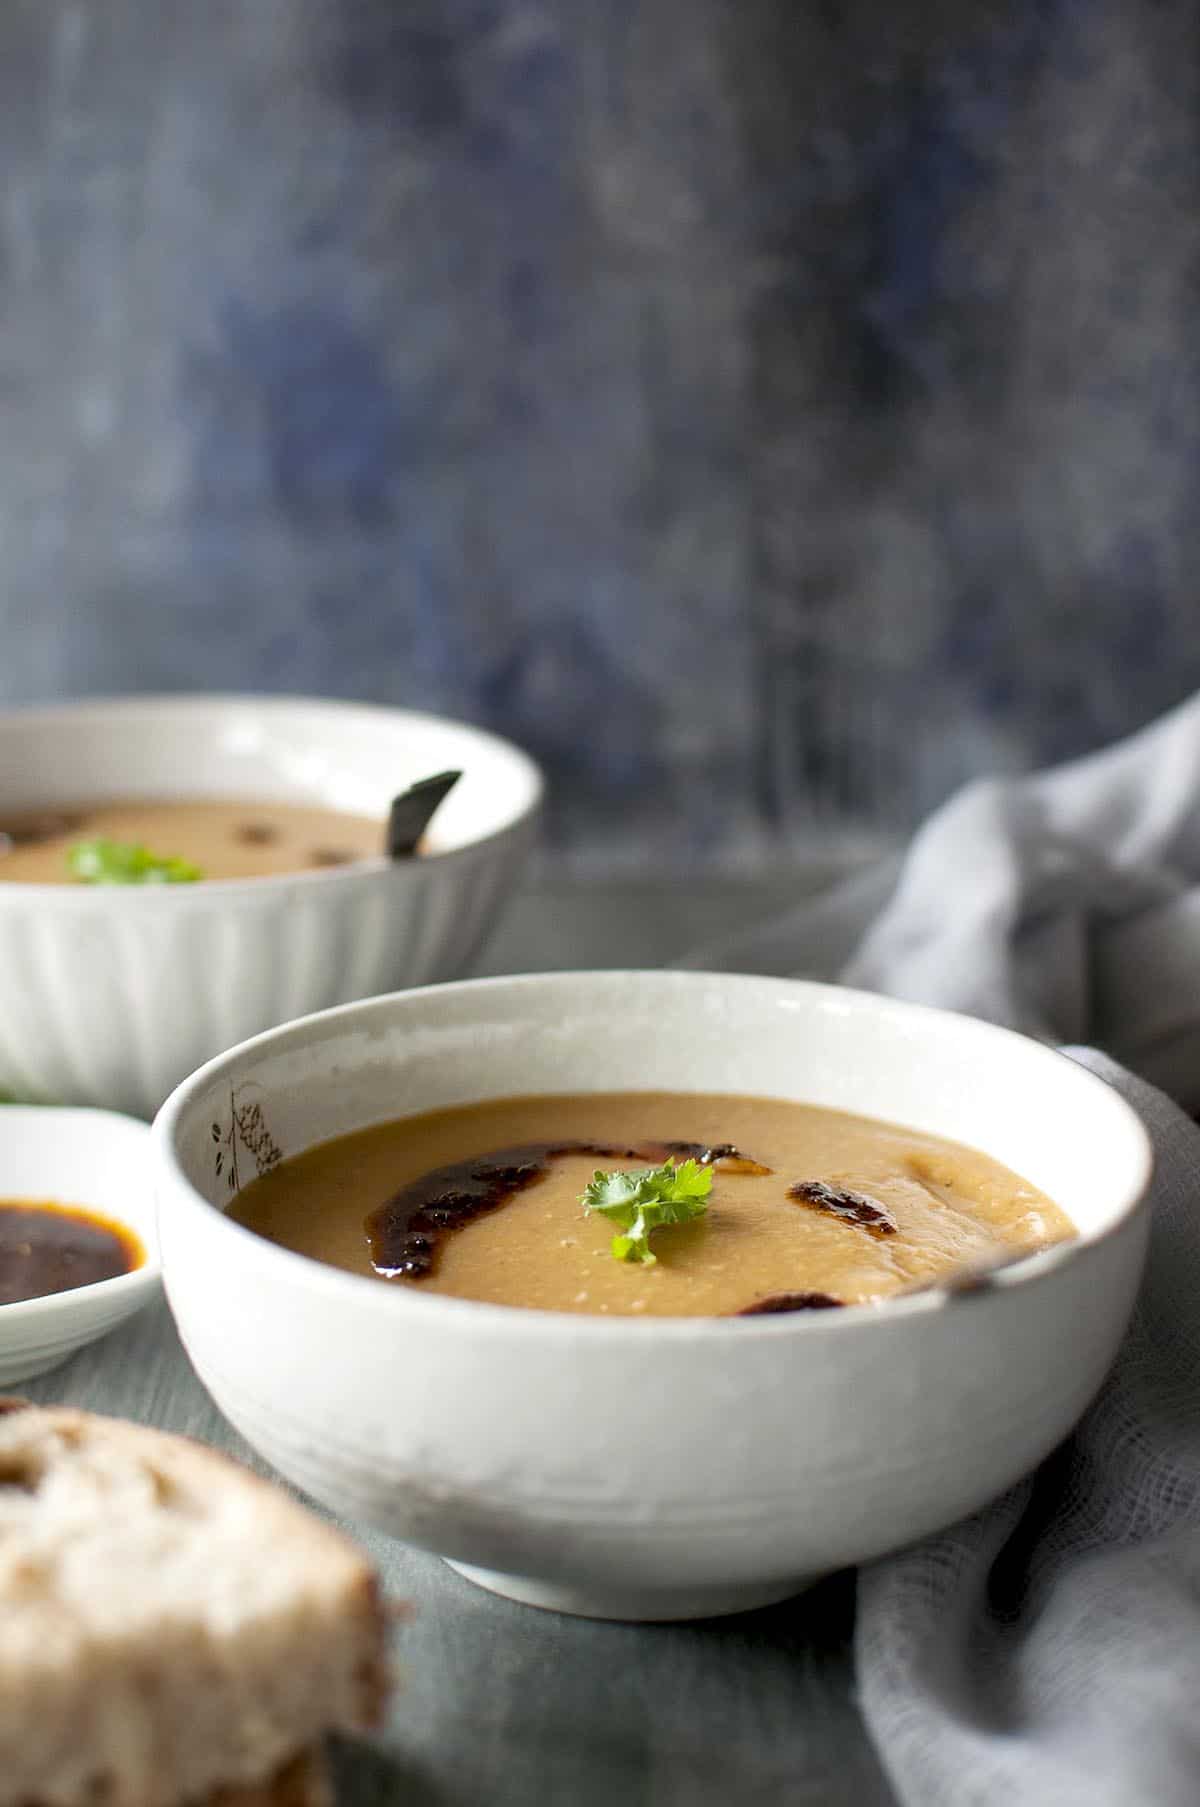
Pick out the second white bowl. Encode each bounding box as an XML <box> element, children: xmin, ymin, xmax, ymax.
<box><xmin>0</xmin><ymin>695</ymin><xmax>541</xmax><ymax>1115</ymax></box>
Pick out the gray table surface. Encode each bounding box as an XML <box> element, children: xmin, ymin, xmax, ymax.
<box><xmin>24</xmin><ymin>873</ymin><xmax>896</xmax><ymax>1807</ymax></box>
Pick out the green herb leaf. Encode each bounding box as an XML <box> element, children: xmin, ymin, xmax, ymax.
<box><xmin>67</xmin><ymin>839</ymin><xmax>203</xmax><ymax>885</ymax></box>
<box><xmin>581</xmin><ymin>1157</ymin><xmax>713</xmax><ymax>1265</ymax></box>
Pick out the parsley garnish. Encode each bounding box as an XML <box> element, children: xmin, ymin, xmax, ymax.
<box><xmin>581</xmin><ymin>1157</ymin><xmax>713</xmax><ymax>1265</ymax></box>
<box><xmin>67</xmin><ymin>839</ymin><xmax>203</xmax><ymax>885</ymax></box>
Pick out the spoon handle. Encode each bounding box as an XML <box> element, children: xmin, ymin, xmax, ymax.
<box><xmin>387</xmin><ymin>771</ymin><xmax>463</xmax><ymax>858</ymax></box>
<box><xmin>904</xmin><ymin>1241</ymin><xmax>1071</xmax><ymax>1302</ymax></box>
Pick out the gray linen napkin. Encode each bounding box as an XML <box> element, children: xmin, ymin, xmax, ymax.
<box><xmin>856</xmin><ymin>1051</ymin><xmax>1200</xmax><ymax>1807</ymax></box>
<box><xmin>678</xmin><ymin>699</ymin><xmax>1200</xmax><ymax>1801</ymax></box>
<box><xmin>681</xmin><ymin>690</ymin><xmax>1200</xmax><ymax>1111</ymax></box>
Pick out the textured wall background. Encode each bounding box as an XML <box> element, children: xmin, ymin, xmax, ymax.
<box><xmin>2</xmin><ymin>1</ymin><xmax>1199</xmax><ymax>867</ymax></box>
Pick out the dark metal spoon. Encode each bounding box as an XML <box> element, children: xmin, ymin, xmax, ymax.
<box><xmin>386</xmin><ymin>770</ymin><xmax>463</xmax><ymax>858</ymax></box>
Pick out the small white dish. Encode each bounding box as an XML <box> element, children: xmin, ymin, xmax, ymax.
<box><xmin>0</xmin><ymin>695</ymin><xmax>542</xmax><ymax>1115</ymax></box>
<box><xmin>0</xmin><ymin>1105</ymin><xmax>160</xmax><ymax>1384</ymax></box>
<box><xmin>154</xmin><ymin>971</ymin><xmax>1153</xmax><ymax>1623</ymax></box>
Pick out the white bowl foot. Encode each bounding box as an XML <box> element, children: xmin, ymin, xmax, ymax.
<box><xmin>444</xmin><ymin>1559</ymin><xmax>809</xmax><ymax>1622</ymax></box>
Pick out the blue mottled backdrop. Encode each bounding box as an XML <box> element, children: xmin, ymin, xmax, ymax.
<box><xmin>2</xmin><ymin>1</ymin><xmax>1199</xmax><ymax>866</ymax></box>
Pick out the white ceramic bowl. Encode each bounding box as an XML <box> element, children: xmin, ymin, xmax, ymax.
<box><xmin>154</xmin><ymin>972</ymin><xmax>1152</xmax><ymax>1623</ymax></box>
<box><xmin>0</xmin><ymin>695</ymin><xmax>541</xmax><ymax>1116</ymax></box>
<box><xmin>0</xmin><ymin>1105</ymin><xmax>159</xmax><ymax>1384</ymax></box>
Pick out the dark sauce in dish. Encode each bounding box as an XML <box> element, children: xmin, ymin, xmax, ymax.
<box><xmin>366</xmin><ymin>1139</ymin><xmax>772</xmax><ymax>1279</ymax></box>
<box><xmin>0</xmin><ymin>1200</ymin><xmax>143</xmax><ymax>1306</ymax></box>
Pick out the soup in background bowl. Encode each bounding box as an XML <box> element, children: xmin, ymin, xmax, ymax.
<box><xmin>153</xmin><ymin>970</ymin><xmax>1152</xmax><ymax>1623</ymax></box>
<box><xmin>0</xmin><ymin>797</ymin><xmax>387</xmax><ymax>883</ymax></box>
<box><xmin>0</xmin><ymin>695</ymin><xmax>541</xmax><ymax>1115</ymax></box>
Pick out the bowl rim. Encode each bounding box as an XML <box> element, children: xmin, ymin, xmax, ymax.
<box><xmin>152</xmin><ymin>970</ymin><xmax>1155</xmax><ymax>1342</ymax></box>
<box><xmin>0</xmin><ymin>1104</ymin><xmax>162</xmax><ymax>1328</ymax></box>
<box><xmin>0</xmin><ymin>692</ymin><xmax>544</xmax><ymax>902</ymax></box>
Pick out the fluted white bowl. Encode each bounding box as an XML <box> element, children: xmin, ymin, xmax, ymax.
<box><xmin>0</xmin><ymin>695</ymin><xmax>541</xmax><ymax>1116</ymax></box>
<box><xmin>0</xmin><ymin>1105</ymin><xmax>159</xmax><ymax>1384</ymax></box>
<box><xmin>155</xmin><ymin>971</ymin><xmax>1153</xmax><ymax>1622</ymax></box>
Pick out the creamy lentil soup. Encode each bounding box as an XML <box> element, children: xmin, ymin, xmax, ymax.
<box><xmin>230</xmin><ymin>1092</ymin><xmax>1075</xmax><ymax>1318</ymax></box>
<box><xmin>0</xmin><ymin>799</ymin><xmax>384</xmax><ymax>882</ymax></box>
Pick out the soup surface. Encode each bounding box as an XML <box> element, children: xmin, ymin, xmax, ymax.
<box><xmin>0</xmin><ymin>798</ymin><xmax>384</xmax><ymax>882</ymax></box>
<box><xmin>230</xmin><ymin>1092</ymin><xmax>1075</xmax><ymax>1317</ymax></box>
<box><xmin>0</xmin><ymin>1199</ymin><xmax>144</xmax><ymax>1306</ymax></box>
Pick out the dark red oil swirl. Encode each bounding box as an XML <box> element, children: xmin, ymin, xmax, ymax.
<box><xmin>365</xmin><ymin>1138</ymin><xmax>773</xmax><ymax>1280</ymax></box>
<box><xmin>735</xmin><ymin>1290</ymin><xmax>844</xmax><ymax>1315</ymax></box>
<box><xmin>367</xmin><ymin>1142</ymin><xmax>628</xmax><ymax>1279</ymax></box>
<box><xmin>787</xmin><ymin>1179</ymin><xmax>897</xmax><ymax>1236</ymax></box>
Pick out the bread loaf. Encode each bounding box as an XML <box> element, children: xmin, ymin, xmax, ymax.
<box><xmin>0</xmin><ymin>1403</ymin><xmax>388</xmax><ymax>1807</ymax></box>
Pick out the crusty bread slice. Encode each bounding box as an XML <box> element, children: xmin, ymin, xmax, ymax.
<box><xmin>0</xmin><ymin>1403</ymin><xmax>388</xmax><ymax>1807</ymax></box>
<box><xmin>203</xmin><ymin>1746</ymin><xmax>332</xmax><ymax>1807</ymax></box>
<box><xmin>201</xmin><ymin>1746</ymin><xmax>332</xmax><ymax>1807</ymax></box>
